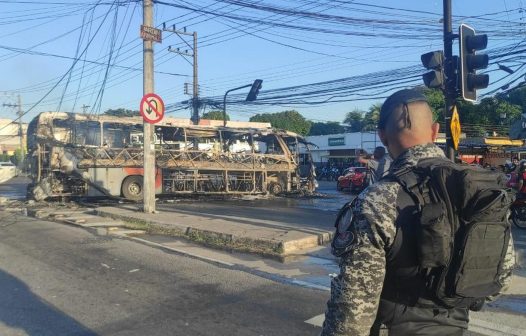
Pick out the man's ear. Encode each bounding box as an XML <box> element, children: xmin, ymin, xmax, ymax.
<box><xmin>378</xmin><ymin>128</ymin><xmax>388</xmax><ymax>147</ymax></box>
<box><xmin>431</xmin><ymin>122</ymin><xmax>440</xmax><ymax>142</ymax></box>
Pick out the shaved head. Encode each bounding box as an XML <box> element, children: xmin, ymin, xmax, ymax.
<box><xmin>378</xmin><ymin>101</ymin><xmax>439</xmax><ymax>159</ymax></box>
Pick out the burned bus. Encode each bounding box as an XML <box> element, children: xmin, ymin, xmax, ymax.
<box><xmin>26</xmin><ymin>112</ymin><xmax>316</xmax><ymax>201</ymax></box>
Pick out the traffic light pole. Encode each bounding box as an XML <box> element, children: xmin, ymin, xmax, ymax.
<box><xmin>222</xmin><ymin>80</ymin><xmax>263</xmax><ymax>127</ymax></box>
<box><xmin>223</xmin><ymin>84</ymin><xmax>252</xmax><ymax>127</ymax></box>
<box><xmin>443</xmin><ymin>0</ymin><xmax>456</xmax><ymax>161</ymax></box>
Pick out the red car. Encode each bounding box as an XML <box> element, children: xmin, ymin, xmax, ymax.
<box><xmin>337</xmin><ymin>167</ymin><xmax>368</xmax><ymax>192</ymax></box>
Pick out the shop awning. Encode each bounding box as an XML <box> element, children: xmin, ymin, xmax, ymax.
<box><xmin>484</xmin><ymin>138</ymin><xmax>523</xmax><ymax>146</ymax></box>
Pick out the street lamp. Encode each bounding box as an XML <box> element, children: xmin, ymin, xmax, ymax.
<box><xmin>223</xmin><ymin>79</ymin><xmax>263</xmax><ymax>127</ymax></box>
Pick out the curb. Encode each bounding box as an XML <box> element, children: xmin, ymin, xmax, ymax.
<box><xmin>93</xmin><ymin>209</ymin><xmax>327</xmax><ymax>257</ymax></box>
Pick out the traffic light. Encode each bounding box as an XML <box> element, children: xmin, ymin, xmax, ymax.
<box><xmin>246</xmin><ymin>79</ymin><xmax>263</xmax><ymax>102</ymax></box>
<box><xmin>421</xmin><ymin>51</ymin><xmax>445</xmax><ymax>89</ymax></box>
<box><xmin>459</xmin><ymin>24</ymin><xmax>489</xmax><ymax>101</ymax></box>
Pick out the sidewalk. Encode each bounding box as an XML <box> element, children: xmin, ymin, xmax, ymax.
<box><xmin>95</xmin><ymin>205</ymin><xmax>334</xmax><ymax>257</ymax></box>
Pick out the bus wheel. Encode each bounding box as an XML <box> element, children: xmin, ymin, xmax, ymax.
<box><xmin>268</xmin><ymin>182</ymin><xmax>283</xmax><ymax>195</ymax></box>
<box><xmin>122</xmin><ymin>176</ymin><xmax>143</xmax><ymax>201</ymax></box>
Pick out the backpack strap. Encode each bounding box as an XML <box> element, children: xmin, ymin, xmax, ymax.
<box><xmin>384</xmin><ymin>167</ymin><xmax>429</xmax><ymax>211</ymax></box>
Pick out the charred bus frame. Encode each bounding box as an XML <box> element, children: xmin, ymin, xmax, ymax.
<box><xmin>26</xmin><ymin>112</ymin><xmax>316</xmax><ymax>201</ymax></box>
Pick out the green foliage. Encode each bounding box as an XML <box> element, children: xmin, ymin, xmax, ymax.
<box><xmin>0</xmin><ymin>153</ymin><xmax>10</xmax><ymax>162</ymax></box>
<box><xmin>342</xmin><ymin>104</ymin><xmax>380</xmax><ymax>132</ymax></box>
<box><xmin>309</xmin><ymin>121</ymin><xmax>345</xmax><ymax>135</ymax></box>
<box><xmin>362</xmin><ymin>104</ymin><xmax>381</xmax><ymax>131</ymax></box>
<box><xmin>103</xmin><ymin>108</ymin><xmax>138</xmax><ymax>117</ymax></box>
<box><xmin>202</xmin><ymin>110</ymin><xmax>229</xmax><ymax>121</ymax></box>
<box><xmin>423</xmin><ymin>88</ymin><xmax>445</xmax><ymax>122</ymax></box>
<box><xmin>343</xmin><ymin>109</ymin><xmax>364</xmax><ymax>132</ymax></box>
<box><xmin>249</xmin><ymin>110</ymin><xmax>311</xmax><ymax>135</ymax></box>
<box><xmin>457</xmin><ymin>97</ymin><xmax>522</xmax><ymax>136</ymax></box>
<box><xmin>504</xmin><ymin>86</ymin><xmax>526</xmax><ymax>112</ymax></box>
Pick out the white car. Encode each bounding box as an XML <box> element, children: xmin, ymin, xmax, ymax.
<box><xmin>0</xmin><ymin>161</ymin><xmax>17</xmax><ymax>181</ymax></box>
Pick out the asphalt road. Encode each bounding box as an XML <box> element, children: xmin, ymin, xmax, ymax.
<box><xmin>154</xmin><ymin>180</ymin><xmax>354</xmax><ymax>233</ymax></box>
<box><xmin>0</xmin><ymin>212</ymin><xmax>328</xmax><ymax>336</ymax></box>
<box><xmin>0</xmin><ymin>175</ymin><xmax>29</xmax><ymax>200</ymax></box>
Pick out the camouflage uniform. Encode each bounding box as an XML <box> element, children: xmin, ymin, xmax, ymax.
<box><xmin>320</xmin><ymin>143</ymin><xmax>515</xmax><ymax>336</ymax></box>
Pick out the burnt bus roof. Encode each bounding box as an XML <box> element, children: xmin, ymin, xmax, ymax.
<box><xmin>28</xmin><ymin>111</ymin><xmax>309</xmax><ymax>145</ymax></box>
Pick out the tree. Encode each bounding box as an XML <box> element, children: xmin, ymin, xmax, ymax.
<box><xmin>458</xmin><ymin>97</ymin><xmax>522</xmax><ymax>136</ymax></box>
<box><xmin>362</xmin><ymin>104</ymin><xmax>381</xmax><ymax>131</ymax></box>
<box><xmin>423</xmin><ymin>88</ymin><xmax>445</xmax><ymax>122</ymax></box>
<box><xmin>202</xmin><ymin>110</ymin><xmax>229</xmax><ymax>121</ymax></box>
<box><xmin>103</xmin><ymin>108</ymin><xmax>138</xmax><ymax>117</ymax></box>
<box><xmin>504</xmin><ymin>86</ymin><xmax>526</xmax><ymax>113</ymax></box>
<box><xmin>309</xmin><ymin>122</ymin><xmax>345</xmax><ymax>136</ymax></box>
<box><xmin>249</xmin><ymin>110</ymin><xmax>311</xmax><ymax>135</ymax></box>
<box><xmin>343</xmin><ymin>110</ymin><xmax>364</xmax><ymax>132</ymax></box>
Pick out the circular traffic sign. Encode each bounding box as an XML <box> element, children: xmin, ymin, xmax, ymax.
<box><xmin>140</xmin><ymin>93</ymin><xmax>165</xmax><ymax>124</ymax></box>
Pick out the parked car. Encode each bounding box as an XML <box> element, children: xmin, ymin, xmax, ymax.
<box><xmin>0</xmin><ymin>161</ymin><xmax>17</xmax><ymax>181</ymax></box>
<box><xmin>337</xmin><ymin>167</ymin><xmax>367</xmax><ymax>192</ymax></box>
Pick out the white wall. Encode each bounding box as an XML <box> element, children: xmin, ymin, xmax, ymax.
<box><xmin>305</xmin><ymin>132</ymin><xmax>384</xmax><ymax>163</ymax></box>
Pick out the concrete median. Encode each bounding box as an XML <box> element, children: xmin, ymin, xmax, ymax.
<box><xmin>94</xmin><ymin>205</ymin><xmax>333</xmax><ymax>257</ymax></box>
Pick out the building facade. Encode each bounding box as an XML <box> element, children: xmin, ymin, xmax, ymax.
<box><xmin>305</xmin><ymin>132</ymin><xmax>383</xmax><ymax>167</ymax></box>
<box><xmin>0</xmin><ymin>118</ymin><xmax>27</xmax><ymax>155</ymax></box>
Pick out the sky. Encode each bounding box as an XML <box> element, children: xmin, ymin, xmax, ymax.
<box><xmin>0</xmin><ymin>0</ymin><xmax>524</xmax><ymax>125</ymax></box>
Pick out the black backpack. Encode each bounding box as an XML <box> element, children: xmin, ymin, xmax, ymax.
<box><xmin>388</xmin><ymin>157</ymin><xmax>512</xmax><ymax>308</ymax></box>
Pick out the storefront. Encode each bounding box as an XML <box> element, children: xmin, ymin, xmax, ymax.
<box><xmin>305</xmin><ymin>132</ymin><xmax>383</xmax><ymax>167</ymax></box>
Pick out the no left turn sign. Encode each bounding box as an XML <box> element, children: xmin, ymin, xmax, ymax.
<box><xmin>140</xmin><ymin>93</ymin><xmax>165</xmax><ymax>124</ymax></box>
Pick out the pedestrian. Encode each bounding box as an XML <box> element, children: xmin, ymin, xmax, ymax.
<box><xmin>320</xmin><ymin>88</ymin><xmax>515</xmax><ymax>336</ymax></box>
<box><xmin>506</xmin><ymin>157</ymin><xmax>519</xmax><ymax>173</ymax></box>
<box><xmin>358</xmin><ymin>146</ymin><xmax>390</xmax><ymax>185</ymax></box>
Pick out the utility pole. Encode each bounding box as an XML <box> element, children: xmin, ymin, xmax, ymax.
<box><xmin>443</xmin><ymin>0</ymin><xmax>456</xmax><ymax>161</ymax></box>
<box><xmin>143</xmin><ymin>0</ymin><xmax>156</xmax><ymax>213</ymax></box>
<box><xmin>81</xmin><ymin>104</ymin><xmax>90</xmax><ymax>114</ymax></box>
<box><xmin>2</xmin><ymin>94</ymin><xmax>24</xmax><ymax>168</ymax></box>
<box><xmin>17</xmin><ymin>94</ymin><xmax>23</xmax><ymax>168</ymax></box>
<box><xmin>193</xmin><ymin>31</ymin><xmax>198</xmax><ymax>125</ymax></box>
<box><xmin>165</xmin><ymin>25</ymin><xmax>199</xmax><ymax>124</ymax></box>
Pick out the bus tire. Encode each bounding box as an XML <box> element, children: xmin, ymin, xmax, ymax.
<box><xmin>268</xmin><ymin>182</ymin><xmax>283</xmax><ymax>195</ymax></box>
<box><xmin>122</xmin><ymin>175</ymin><xmax>143</xmax><ymax>201</ymax></box>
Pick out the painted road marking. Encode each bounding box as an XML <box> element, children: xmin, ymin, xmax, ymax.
<box><xmin>290</xmin><ymin>280</ymin><xmax>330</xmax><ymax>292</ymax></box>
<box><xmin>127</xmin><ymin>236</ymin><xmax>235</xmax><ymax>267</ymax></box>
<box><xmin>305</xmin><ymin>315</ymin><xmax>526</xmax><ymax>336</ymax></box>
<box><xmin>304</xmin><ymin>314</ymin><xmax>324</xmax><ymax>327</ymax></box>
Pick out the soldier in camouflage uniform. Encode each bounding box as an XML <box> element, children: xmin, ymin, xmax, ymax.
<box><xmin>320</xmin><ymin>89</ymin><xmax>515</xmax><ymax>336</ymax></box>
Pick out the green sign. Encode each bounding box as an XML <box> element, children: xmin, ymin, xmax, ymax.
<box><xmin>328</xmin><ymin>137</ymin><xmax>345</xmax><ymax>146</ymax></box>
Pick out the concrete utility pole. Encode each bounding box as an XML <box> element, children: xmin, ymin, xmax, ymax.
<box><xmin>193</xmin><ymin>31</ymin><xmax>198</xmax><ymax>125</ymax></box>
<box><xmin>443</xmin><ymin>0</ymin><xmax>456</xmax><ymax>161</ymax></box>
<box><xmin>2</xmin><ymin>94</ymin><xmax>24</xmax><ymax>168</ymax></box>
<box><xmin>143</xmin><ymin>0</ymin><xmax>156</xmax><ymax>213</ymax></box>
<box><xmin>17</xmin><ymin>94</ymin><xmax>23</xmax><ymax>167</ymax></box>
<box><xmin>165</xmin><ymin>26</ymin><xmax>199</xmax><ymax>124</ymax></box>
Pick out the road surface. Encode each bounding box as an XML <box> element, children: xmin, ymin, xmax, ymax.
<box><xmin>0</xmin><ymin>212</ymin><xmax>328</xmax><ymax>336</ymax></box>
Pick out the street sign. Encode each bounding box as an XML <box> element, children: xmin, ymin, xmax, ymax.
<box><xmin>451</xmin><ymin>105</ymin><xmax>461</xmax><ymax>150</ymax></box>
<box><xmin>140</xmin><ymin>25</ymin><xmax>162</xmax><ymax>43</ymax></box>
<box><xmin>140</xmin><ymin>93</ymin><xmax>165</xmax><ymax>124</ymax></box>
